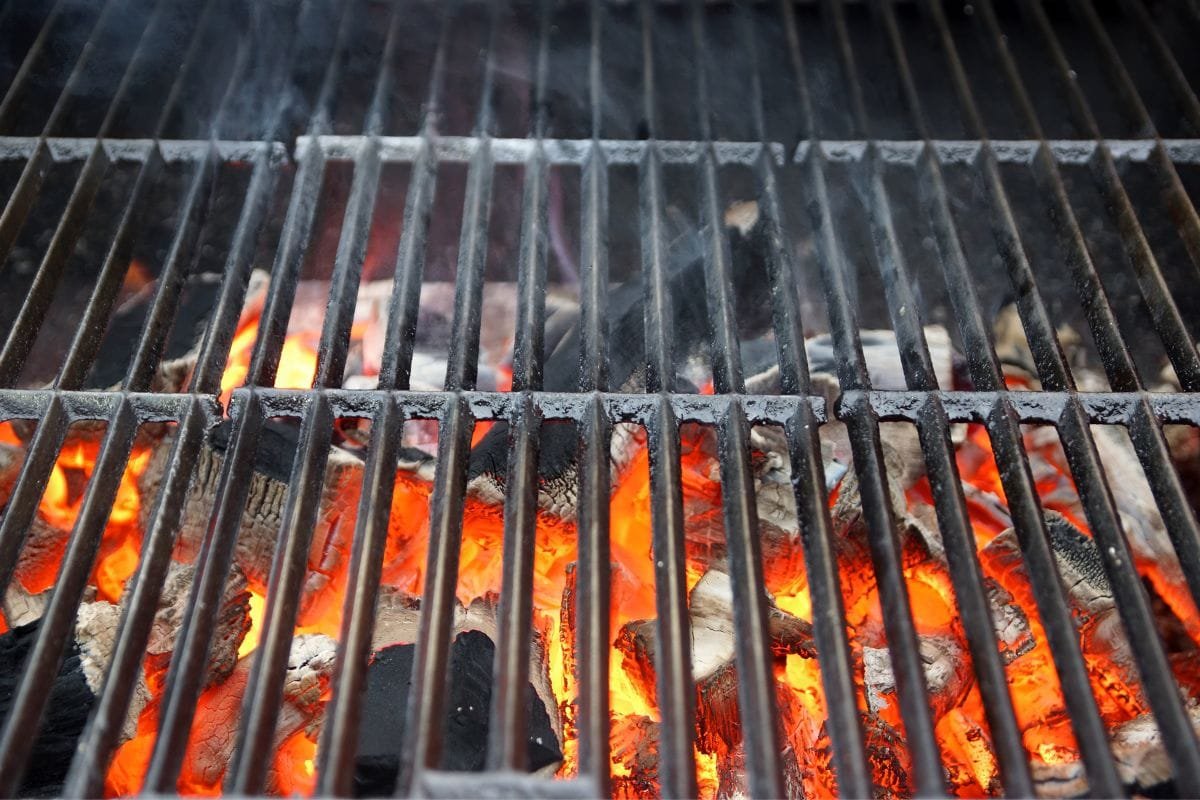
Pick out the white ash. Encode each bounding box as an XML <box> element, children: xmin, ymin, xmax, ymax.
<box><xmin>689</xmin><ymin>571</ymin><xmax>741</xmax><ymax>682</ymax></box>
<box><xmin>985</xmin><ymin>578</ymin><xmax>1035</xmax><ymax>664</ymax></box>
<box><xmin>75</xmin><ymin>602</ymin><xmax>151</xmax><ymax>744</ymax></box>
<box><xmin>688</xmin><ymin>569</ymin><xmax>814</xmax><ymax>682</ymax></box>
<box><xmin>284</xmin><ymin>633</ymin><xmax>339</xmax><ymax>740</ymax></box>
<box><xmin>1032</xmin><ymin>706</ymin><xmax>1200</xmax><ymax>797</ymax></box>
<box><xmin>70</xmin><ymin>561</ymin><xmax>252</xmax><ymax>747</ymax></box>
<box><xmin>2</xmin><ymin>581</ymin><xmax>48</xmax><ymax>629</ymax></box>
<box><xmin>863</xmin><ymin>634</ymin><xmax>970</xmax><ymax>721</ymax></box>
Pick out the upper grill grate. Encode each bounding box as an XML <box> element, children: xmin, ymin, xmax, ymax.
<box><xmin>0</xmin><ymin>1</ymin><xmax>1197</xmax><ymax>798</ymax></box>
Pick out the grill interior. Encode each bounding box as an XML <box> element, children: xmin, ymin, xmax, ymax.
<box><xmin>1</xmin><ymin>0</ymin><xmax>1200</xmax><ymax>797</ymax></box>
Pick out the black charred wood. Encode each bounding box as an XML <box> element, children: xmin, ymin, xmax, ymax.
<box><xmin>353</xmin><ymin>630</ymin><xmax>562</xmax><ymax>797</ymax></box>
<box><xmin>0</xmin><ymin>621</ymin><xmax>94</xmax><ymax>797</ymax></box>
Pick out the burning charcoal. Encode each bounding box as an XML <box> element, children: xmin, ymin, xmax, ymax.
<box><xmin>1032</xmin><ymin>706</ymin><xmax>1200</xmax><ymax>797</ymax></box>
<box><xmin>614</xmin><ymin>619</ymin><xmax>657</xmax><ymax>705</ymax></box>
<box><xmin>616</xmin><ymin>568</ymin><xmax>814</xmax><ymax>705</ymax></box>
<box><xmin>863</xmin><ymin>634</ymin><xmax>971</xmax><ymax>726</ymax></box>
<box><xmin>693</xmin><ymin>662</ymin><xmax>754</xmax><ymax>799</ymax></box>
<box><xmin>980</xmin><ymin>515</ymin><xmax>1147</xmax><ymax>719</ymax></box>
<box><xmin>801</xmin><ymin>712</ymin><xmax>913</xmax><ymax>800</ymax></box>
<box><xmin>0</xmin><ymin>620</ymin><xmax>96</xmax><ymax>796</ymax></box>
<box><xmin>691</xmin><ymin>569</ymin><xmax>815</xmax><ymax>678</ymax></box>
<box><xmin>11</xmin><ymin>515</ymin><xmax>73</xmax><ymax>596</ymax></box>
<box><xmin>72</xmin><ymin>561</ymin><xmax>252</xmax><ymax>746</ymax></box>
<box><xmin>175</xmin><ymin>633</ymin><xmax>336</xmax><ymax>794</ymax></box>
<box><xmin>984</xmin><ymin>576</ymin><xmax>1035</xmax><ymax>665</ymax></box>
<box><xmin>1041</xmin><ymin>515</ymin><xmax>1146</xmax><ymax>712</ymax></box>
<box><xmin>1089</xmin><ymin>422</ymin><xmax>1200</xmax><ymax>645</ymax></box>
<box><xmin>151</xmin><ymin>420</ymin><xmax>363</xmax><ymax>626</ymax></box>
<box><xmin>989</xmin><ymin>305</ymin><xmax>1200</xmax><ymax>644</ymax></box>
<box><xmin>75</xmin><ymin>602</ymin><xmax>145</xmax><ymax>741</ymax></box>
<box><xmin>611</xmin><ymin>714</ymin><xmax>660</xmax><ymax>797</ymax></box>
<box><xmin>558</xmin><ymin>562</ymin><xmax>577</xmax><ymax>698</ymax></box>
<box><xmin>141</xmin><ymin>561</ymin><xmax>253</xmax><ymax>688</ymax></box>
<box><xmin>353</xmin><ymin>630</ymin><xmax>563</xmax><ymax>796</ymax></box>
<box><xmin>937</xmin><ymin>707</ymin><xmax>1001</xmax><ymax>796</ymax></box>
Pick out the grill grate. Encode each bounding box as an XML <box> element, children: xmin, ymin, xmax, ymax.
<box><xmin>0</xmin><ymin>0</ymin><xmax>1197</xmax><ymax>797</ymax></box>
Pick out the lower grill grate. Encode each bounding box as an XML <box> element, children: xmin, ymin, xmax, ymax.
<box><xmin>0</xmin><ymin>0</ymin><xmax>1198</xmax><ymax>797</ymax></box>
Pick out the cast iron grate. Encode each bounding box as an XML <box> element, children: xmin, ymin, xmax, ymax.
<box><xmin>0</xmin><ymin>0</ymin><xmax>1198</xmax><ymax>797</ymax></box>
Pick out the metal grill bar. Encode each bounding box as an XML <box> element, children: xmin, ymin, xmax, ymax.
<box><xmin>1068</xmin><ymin>0</ymin><xmax>1200</xmax><ymax>278</ymax></box>
<box><xmin>638</xmin><ymin>5</ymin><xmax>699</xmax><ymax>795</ymax></box>
<box><xmin>753</xmin><ymin>3</ymin><xmax>871</xmax><ymax>793</ymax></box>
<box><xmin>488</xmin><ymin>1</ymin><xmax>550</xmax><ymax>769</ymax></box>
<box><xmin>0</xmin><ymin>0</ymin><xmax>66</xmax><ymax>127</ymax></box>
<box><xmin>227</xmin><ymin>393</ymin><xmax>335</xmax><ymax>793</ymax></box>
<box><xmin>402</xmin><ymin>3</ymin><xmax>500</xmax><ymax>790</ymax></box>
<box><xmin>574</xmin><ymin>3</ymin><xmax>612</xmax><ymax>790</ymax></box>
<box><xmin>230</xmin><ymin>4</ymin><xmax>401</xmax><ymax>787</ymax></box>
<box><xmin>1118</xmin><ymin>0</ymin><xmax>1200</xmax><ymax>136</ymax></box>
<box><xmin>688</xmin><ymin>5</ymin><xmax>784</xmax><ymax>797</ymax></box>
<box><xmin>1018</xmin><ymin>0</ymin><xmax>1200</xmax><ymax>390</ymax></box>
<box><xmin>0</xmin><ymin>4</ymin><xmax>257</xmax><ymax>782</ymax></box>
<box><xmin>62</xmin><ymin>398</ymin><xmax>209</xmax><ymax>798</ymax></box>
<box><xmin>0</xmin><ymin>401</ymin><xmax>138</xmax><ymax>795</ymax></box>
<box><xmin>143</xmin><ymin>1</ymin><xmax>348</xmax><ymax>787</ymax></box>
<box><xmin>988</xmin><ymin>2</ymin><xmax>1200</xmax><ymax>791</ymax></box>
<box><xmin>144</xmin><ymin>396</ymin><xmax>263</xmax><ymax>792</ymax></box>
<box><xmin>925</xmin><ymin>2</ymin><xmax>1126</xmax><ymax>791</ymax></box>
<box><xmin>947</xmin><ymin>0</ymin><xmax>1200</xmax><ymax>660</ymax></box>
<box><xmin>316</xmin><ymin>393</ymin><xmax>402</xmax><ymax>796</ymax></box>
<box><xmin>791</xmin><ymin>6</ymin><xmax>946</xmax><ymax>792</ymax></box>
<box><xmin>316</xmin><ymin>11</ymin><xmax>452</xmax><ymax>785</ymax></box>
<box><xmin>0</xmin><ymin>0</ymin><xmax>217</xmax><ymax>353</ymax></box>
<box><xmin>375</xmin><ymin>0</ymin><xmax>450</xmax><ymax>392</ymax></box>
<box><xmin>850</xmin><ymin>8</ymin><xmax>1038</xmax><ymax>793</ymax></box>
